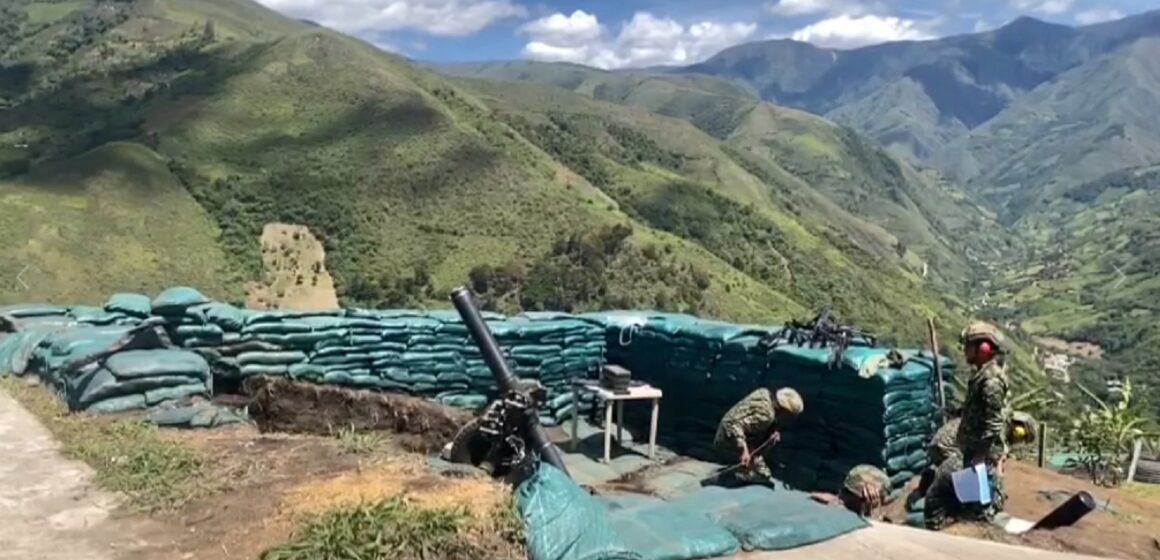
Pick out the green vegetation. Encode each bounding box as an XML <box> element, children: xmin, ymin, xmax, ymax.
<box><xmin>0</xmin><ymin>378</ymin><xmax>203</xmax><ymax>511</ymax></box>
<box><xmin>1065</xmin><ymin>379</ymin><xmax>1156</xmax><ymax>487</ymax></box>
<box><xmin>262</xmin><ymin>496</ymin><xmax>525</xmax><ymax>560</ymax></box>
<box><xmin>335</xmin><ymin>424</ymin><xmax>388</xmax><ymax>456</ymax></box>
<box><xmin>0</xmin><ymin>0</ymin><xmax>1047</xmax><ymax>391</ymax></box>
<box><xmin>987</xmin><ymin>166</ymin><xmax>1160</xmax><ymax>418</ymax></box>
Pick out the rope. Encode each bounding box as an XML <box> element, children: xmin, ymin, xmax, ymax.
<box><xmin>617</xmin><ymin>323</ymin><xmax>640</xmax><ymax>347</ymax></box>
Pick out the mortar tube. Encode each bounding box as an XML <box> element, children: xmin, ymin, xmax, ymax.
<box><xmin>450</xmin><ymin>286</ymin><xmax>572</xmax><ymax>478</ymax></box>
<box><xmin>1032</xmin><ymin>490</ymin><xmax>1096</xmax><ymax>530</ymax></box>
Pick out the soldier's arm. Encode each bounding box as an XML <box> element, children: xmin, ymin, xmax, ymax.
<box><xmin>980</xmin><ymin>376</ymin><xmax>1007</xmax><ymax>462</ymax></box>
<box><xmin>721</xmin><ymin>410</ymin><xmax>748</xmax><ymax>448</ymax></box>
<box><xmin>722</xmin><ymin>390</ymin><xmax>772</xmax><ymax>447</ymax></box>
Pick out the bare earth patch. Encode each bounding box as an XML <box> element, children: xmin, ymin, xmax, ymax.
<box><xmin>243</xmin><ymin>375</ymin><xmax>473</xmax><ymax>454</ymax></box>
<box><xmin>1031</xmin><ymin>336</ymin><xmax>1104</xmax><ymax>359</ymax></box>
<box><xmin>246</xmin><ymin>223</ymin><xmax>339</xmax><ymax>311</ymax></box>
<box><xmin>936</xmin><ymin>462</ymin><xmax>1160</xmax><ymax>560</ymax></box>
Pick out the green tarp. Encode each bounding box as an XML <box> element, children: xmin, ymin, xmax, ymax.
<box><xmin>516</xmin><ymin>464</ymin><xmax>642</xmax><ymax>560</ymax></box>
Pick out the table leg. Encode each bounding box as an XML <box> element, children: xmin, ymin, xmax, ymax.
<box><xmin>603</xmin><ymin>399</ymin><xmax>613</xmax><ymax>464</ymax></box>
<box><xmin>649</xmin><ymin>398</ymin><xmax>659</xmax><ymax>460</ymax></box>
<box><xmin>570</xmin><ymin>384</ymin><xmax>579</xmax><ymax>451</ymax></box>
<box><xmin>615</xmin><ymin>400</ymin><xmax>624</xmax><ymax>444</ymax></box>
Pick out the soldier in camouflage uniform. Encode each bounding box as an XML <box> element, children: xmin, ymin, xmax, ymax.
<box><xmin>918</xmin><ymin>409</ymin><xmax>1037</xmax><ymax>497</ymax></box>
<box><xmin>924</xmin><ymin>321</ymin><xmax>1011</xmax><ymax>530</ymax></box>
<box><xmin>839</xmin><ymin>464</ymin><xmax>891</xmax><ymax>518</ymax></box>
<box><xmin>713</xmin><ymin>387</ymin><xmax>804</xmax><ymax>484</ymax></box>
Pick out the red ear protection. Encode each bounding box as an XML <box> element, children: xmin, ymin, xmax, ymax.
<box><xmin>976</xmin><ymin>341</ymin><xmax>994</xmax><ymax>361</ymax></box>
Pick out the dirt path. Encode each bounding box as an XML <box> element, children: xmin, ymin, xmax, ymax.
<box><xmin>0</xmin><ymin>389</ymin><xmax>155</xmax><ymax>560</ymax></box>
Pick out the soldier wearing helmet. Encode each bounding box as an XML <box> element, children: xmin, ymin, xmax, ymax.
<box><xmin>918</xmin><ymin>408</ymin><xmax>1037</xmax><ymax>497</ymax></box>
<box><xmin>713</xmin><ymin>387</ymin><xmax>804</xmax><ymax>484</ymax></box>
<box><xmin>924</xmin><ymin>321</ymin><xmax>1012</xmax><ymax>529</ymax></box>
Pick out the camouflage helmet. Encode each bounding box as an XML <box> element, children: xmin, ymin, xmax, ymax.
<box><xmin>1009</xmin><ymin>411</ymin><xmax>1037</xmax><ymax>444</ymax></box>
<box><xmin>960</xmin><ymin>321</ymin><xmax>1007</xmax><ymax>352</ymax></box>
<box><xmin>775</xmin><ymin>388</ymin><xmax>804</xmax><ymax>415</ymax></box>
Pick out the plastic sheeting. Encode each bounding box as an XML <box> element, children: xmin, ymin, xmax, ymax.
<box><xmin>516</xmin><ymin>464</ymin><xmax>643</xmax><ymax>560</ymax></box>
<box><xmin>605</xmin><ymin>502</ymin><xmax>740</xmax><ymax>560</ymax></box>
<box><xmin>669</xmin><ymin>485</ymin><xmax>868</xmax><ymax>551</ymax></box>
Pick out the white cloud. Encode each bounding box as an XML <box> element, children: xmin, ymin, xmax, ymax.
<box><xmin>1074</xmin><ymin>8</ymin><xmax>1125</xmax><ymax>24</ymax></box>
<box><xmin>257</xmin><ymin>0</ymin><xmax>527</xmax><ymax>37</ymax></box>
<box><xmin>790</xmin><ymin>14</ymin><xmax>934</xmax><ymax>49</ymax></box>
<box><xmin>520</xmin><ymin>10</ymin><xmax>757</xmax><ymax>69</ymax></box>
<box><xmin>765</xmin><ymin>0</ymin><xmax>881</xmax><ymax>17</ymax></box>
<box><xmin>1008</xmin><ymin>0</ymin><xmax>1075</xmax><ymax>15</ymax></box>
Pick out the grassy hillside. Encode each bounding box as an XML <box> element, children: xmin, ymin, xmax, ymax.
<box><xmin>0</xmin><ymin>141</ymin><xmax>238</xmax><ymax>304</ymax></box>
<box><xmin>0</xmin><ymin>0</ymin><xmax>1044</xmax><ymax>387</ymax></box>
<box><xmin>439</xmin><ymin>61</ymin><xmax>1009</xmax><ymax>295</ymax></box>
<box><xmin>988</xmin><ymin>166</ymin><xmax>1160</xmax><ymax>410</ymax></box>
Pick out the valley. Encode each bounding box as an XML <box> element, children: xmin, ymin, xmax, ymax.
<box><xmin>0</xmin><ymin>0</ymin><xmax>1157</xmax><ymax>420</ymax></box>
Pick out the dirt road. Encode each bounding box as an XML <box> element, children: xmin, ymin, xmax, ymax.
<box><xmin>0</xmin><ymin>388</ymin><xmax>150</xmax><ymax>560</ymax></box>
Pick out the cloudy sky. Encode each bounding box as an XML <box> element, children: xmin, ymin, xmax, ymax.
<box><xmin>256</xmin><ymin>0</ymin><xmax>1155</xmax><ymax>69</ymax></box>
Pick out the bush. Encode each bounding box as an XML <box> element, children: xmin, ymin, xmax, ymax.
<box><xmin>1065</xmin><ymin>378</ymin><xmax>1153</xmax><ymax>487</ymax></box>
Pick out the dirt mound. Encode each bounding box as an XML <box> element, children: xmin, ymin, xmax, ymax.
<box><xmin>244</xmin><ymin>376</ymin><xmax>473</xmax><ymax>453</ymax></box>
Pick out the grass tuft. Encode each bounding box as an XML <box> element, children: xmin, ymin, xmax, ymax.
<box><xmin>262</xmin><ymin>495</ymin><xmax>524</xmax><ymax>560</ymax></box>
<box><xmin>335</xmin><ymin>424</ymin><xmax>387</xmax><ymax>456</ymax></box>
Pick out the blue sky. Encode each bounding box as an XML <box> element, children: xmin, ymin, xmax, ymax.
<box><xmin>256</xmin><ymin>0</ymin><xmax>1156</xmax><ymax>68</ymax></box>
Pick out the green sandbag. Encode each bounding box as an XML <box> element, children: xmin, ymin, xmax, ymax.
<box><xmin>175</xmin><ymin>324</ymin><xmax>225</xmax><ymax>338</ymax></box>
<box><xmin>0</xmin><ymin>304</ymin><xmax>69</xmax><ymax>318</ymax></box>
<box><xmin>151</xmin><ymin>287</ymin><xmax>210</xmax><ymax>315</ymax></box>
<box><xmin>0</xmin><ymin>329</ymin><xmax>52</xmax><ymax>375</ymax></box>
<box><xmin>86</xmin><ymin>393</ymin><xmax>148</xmax><ymax>413</ymax></box>
<box><xmin>74</xmin><ymin>368</ymin><xmax>202</xmax><ymax>408</ymax></box>
<box><xmin>187</xmin><ymin>302</ymin><xmax>250</xmax><ymax>330</ymax></box>
<box><xmin>145</xmin><ymin>383</ymin><xmax>209</xmax><ymax>405</ymax></box>
<box><xmin>237</xmin><ymin>351</ymin><xmax>307</xmax><ymax>365</ymax></box>
<box><xmin>606</xmin><ymin>503</ymin><xmax>740</xmax><ymax>560</ymax></box>
<box><xmin>104</xmin><ymin>293</ymin><xmax>152</xmax><ymax>317</ymax></box>
<box><xmin>516</xmin><ymin>464</ymin><xmax>643</xmax><ymax>560</ymax></box>
<box><xmin>669</xmin><ymin>486</ymin><xmax>868</xmax><ymax>551</ymax></box>
<box><xmin>105</xmin><ymin>350</ymin><xmax>210</xmax><ymax>380</ymax></box>
<box><xmin>148</xmin><ymin>405</ymin><xmax>246</xmax><ymax>428</ymax></box>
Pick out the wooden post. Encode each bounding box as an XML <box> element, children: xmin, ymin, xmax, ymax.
<box><xmin>1037</xmin><ymin>422</ymin><xmax>1048</xmax><ymax>469</ymax></box>
<box><xmin>927</xmin><ymin>317</ymin><xmax>946</xmax><ymax>418</ymax></box>
<box><xmin>1126</xmin><ymin>439</ymin><xmax>1143</xmax><ymax>483</ymax></box>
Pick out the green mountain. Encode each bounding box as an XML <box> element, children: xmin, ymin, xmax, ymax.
<box><xmin>0</xmin><ymin>0</ymin><xmax>1046</xmax><ymax>386</ymax></box>
<box><xmin>438</xmin><ymin>60</ymin><xmax>1011</xmax><ymax>292</ymax></box>
<box><xmin>664</xmin><ymin>11</ymin><xmax>1160</xmax><ymax>218</ymax></box>
<box><xmin>934</xmin><ymin>36</ymin><xmax>1160</xmax><ymax>218</ymax></box>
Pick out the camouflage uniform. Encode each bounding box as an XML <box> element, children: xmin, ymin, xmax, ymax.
<box><xmin>714</xmin><ymin>388</ymin><xmax>777</xmax><ymax>482</ymax></box>
<box><xmin>956</xmin><ymin>358</ymin><xmax>1011</xmax><ymax>518</ymax></box>
<box><xmin>925</xmin><ymin>368</ymin><xmax>1010</xmax><ymax>529</ymax></box>
<box><xmin>840</xmin><ymin>464</ymin><xmax>891</xmax><ymax>516</ymax></box>
<box><xmin>923</xmin><ymin>453</ymin><xmax>967</xmax><ymax>530</ymax></box>
<box><xmin>917</xmin><ymin>416</ymin><xmax>962</xmax><ymax>496</ymax></box>
<box><xmin>929</xmin><ymin>417</ymin><xmax>963</xmax><ymax>467</ymax></box>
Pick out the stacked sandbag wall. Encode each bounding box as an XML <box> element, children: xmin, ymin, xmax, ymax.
<box><xmin>3</xmin><ymin>288</ymin><xmax>606</xmax><ymax>425</ymax></box>
<box><xmin>581</xmin><ymin>312</ymin><xmax>954</xmax><ymax>494</ymax></box>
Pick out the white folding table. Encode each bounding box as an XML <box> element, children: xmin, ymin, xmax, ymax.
<box><xmin>570</xmin><ymin>380</ymin><xmax>663</xmax><ymax>463</ymax></box>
